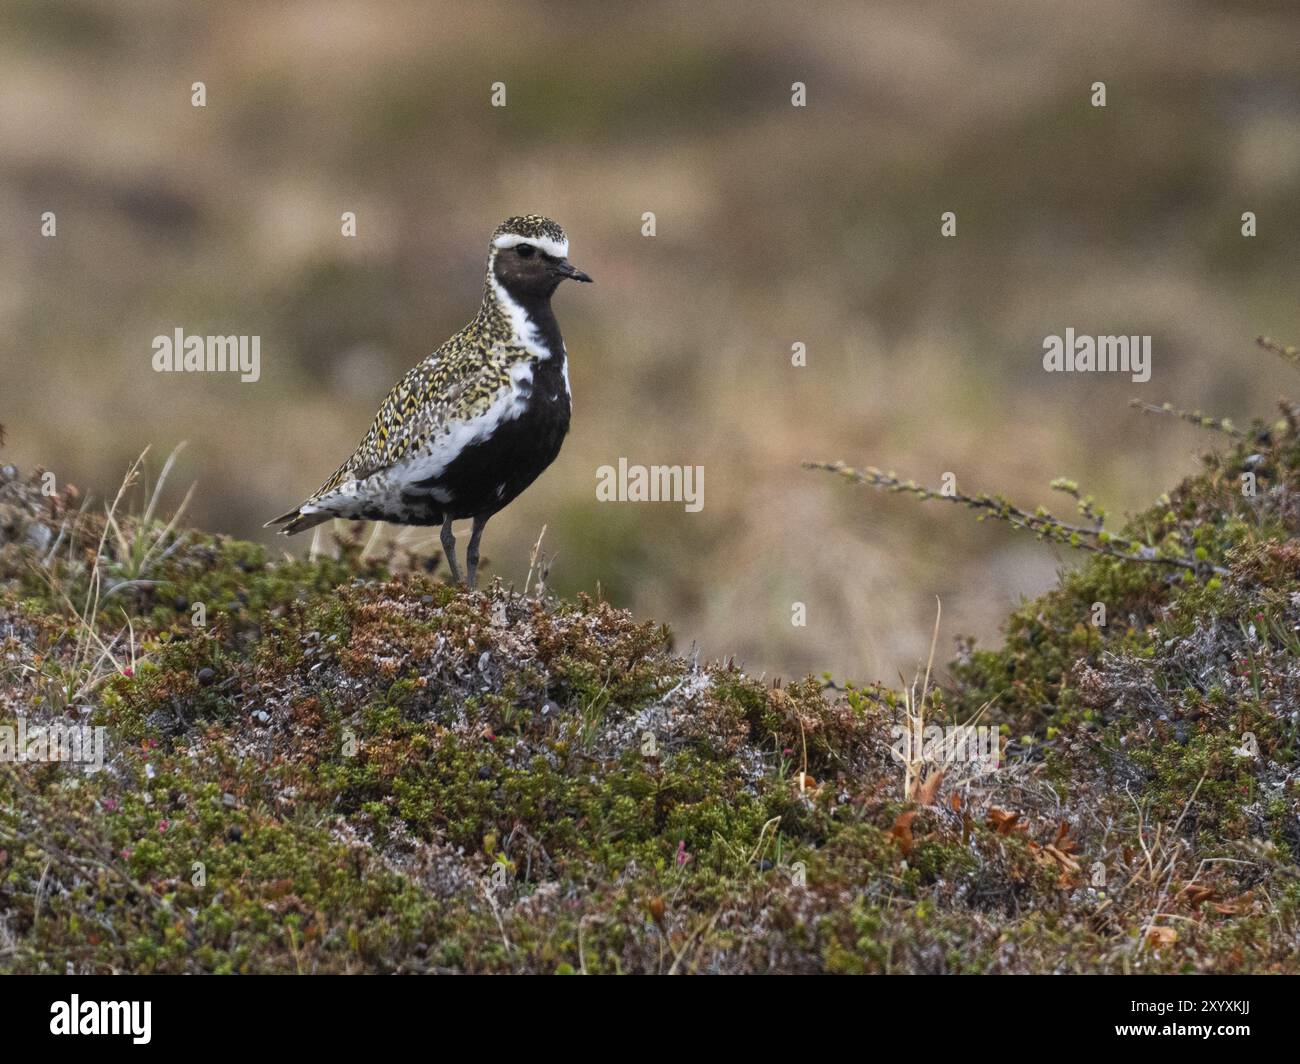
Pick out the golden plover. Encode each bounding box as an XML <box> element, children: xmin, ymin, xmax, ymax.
<box><xmin>267</xmin><ymin>215</ymin><xmax>592</xmax><ymax>586</ymax></box>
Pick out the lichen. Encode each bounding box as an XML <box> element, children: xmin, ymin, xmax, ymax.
<box><xmin>2</xmin><ymin>411</ymin><xmax>1300</xmax><ymax>971</ymax></box>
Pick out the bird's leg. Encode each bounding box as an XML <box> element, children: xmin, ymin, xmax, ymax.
<box><xmin>466</xmin><ymin>515</ymin><xmax>488</xmax><ymax>589</ymax></box>
<box><xmin>440</xmin><ymin>516</ymin><xmax>462</xmax><ymax>585</ymax></box>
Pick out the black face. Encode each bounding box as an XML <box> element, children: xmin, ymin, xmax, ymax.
<box><xmin>493</xmin><ymin>242</ymin><xmax>592</xmax><ymax>300</ymax></box>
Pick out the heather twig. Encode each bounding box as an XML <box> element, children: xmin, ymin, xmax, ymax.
<box><xmin>1128</xmin><ymin>400</ymin><xmax>1245</xmax><ymax>440</ymax></box>
<box><xmin>803</xmin><ymin>461</ymin><xmax>1227</xmax><ymax>576</ymax></box>
<box><xmin>1257</xmin><ymin>335</ymin><xmax>1300</xmax><ymax>370</ymax></box>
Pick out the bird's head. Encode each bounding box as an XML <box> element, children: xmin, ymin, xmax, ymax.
<box><xmin>488</xmin><ymin>215</ymin><xmax>592</xmax><ymax>300</ymax></box>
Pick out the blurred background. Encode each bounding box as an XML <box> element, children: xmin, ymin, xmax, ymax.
<box><xmin>3</xmin><ymin>0</ymin><xmax>1299</xmax><ymax>683</ymax></box>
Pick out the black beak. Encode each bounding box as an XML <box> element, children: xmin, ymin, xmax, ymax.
<box><xmin>554</xmin><ymin>259</ymin><xmax>593</xmax><ymax>283</ymax></box>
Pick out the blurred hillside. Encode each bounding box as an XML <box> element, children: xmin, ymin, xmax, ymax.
<box><xmin>2</xmin><ymin>0</ymin><xmax>1299</xmax><ymax>682</ymax></box>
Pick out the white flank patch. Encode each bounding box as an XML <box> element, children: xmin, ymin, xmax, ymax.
<box><xmin>492</xmin><ymin>232</ymin><xmax>569</xmax><ymax>258</ymax></box>
<box><xmin>303</xmin><ymin>363</ymin><xmax>538</xmax><ymax>519</ymax></box>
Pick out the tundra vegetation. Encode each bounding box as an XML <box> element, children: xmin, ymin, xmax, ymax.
<box><xmin>1</xmin><ymin>342</ymin><xmax>1299</xmax><ymax>972</ymax></box>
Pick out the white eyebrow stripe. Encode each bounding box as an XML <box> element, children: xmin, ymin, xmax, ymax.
<box><xmin>492</xmin><ymin>233</ymin><xmax>569</xmax><ymax>258</ymax></box>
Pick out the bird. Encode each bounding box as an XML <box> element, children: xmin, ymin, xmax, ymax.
<box><xmin>266</xmin><ymin>215</ymin><xmax>592</xmax><ymax>587</ymax></box>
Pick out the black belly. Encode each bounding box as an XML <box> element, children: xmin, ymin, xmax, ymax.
<box><xmin>398</xmin><ymin>383</ymin><xmax>570</xmax><ymax>525</ymax></box>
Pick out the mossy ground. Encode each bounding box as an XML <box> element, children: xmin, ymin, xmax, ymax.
<box><xmin>2</xmin><ymin>412</ymin><xmax>1299</xmax><ymax>972</ymax></box>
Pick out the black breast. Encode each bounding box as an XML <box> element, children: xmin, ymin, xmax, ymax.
<box><xmin>399</xmin><ymin>295</ymin><xmax>573</xmax><ymax>524</ymax></box>
<box><xmin>432</xmin><ymin>355</ymin><xmax>571</xmax><ymax>520</ymax></box>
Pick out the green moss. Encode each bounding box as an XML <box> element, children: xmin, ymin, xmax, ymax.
<box><xmin>4</xmin><ymin>416</ymin><xmax>1300</xmax><ymax>972</ymax></box>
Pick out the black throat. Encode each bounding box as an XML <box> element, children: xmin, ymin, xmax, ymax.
<box><xmin>499</xmin><ymin>285</ymin><xmax>565</xmax><ymax>356</ymax></box>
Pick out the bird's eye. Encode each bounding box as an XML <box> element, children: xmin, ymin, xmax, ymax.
<box><xmin>516</xmin><ymin>244</ymin><xmax>536</xmax><ymax>258</ymax></box>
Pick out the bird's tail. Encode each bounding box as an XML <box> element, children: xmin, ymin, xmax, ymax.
<box><xmin>264</xmin><ymin>506</ymin><xmax>332</xmax><ymax>536</ymax></box>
